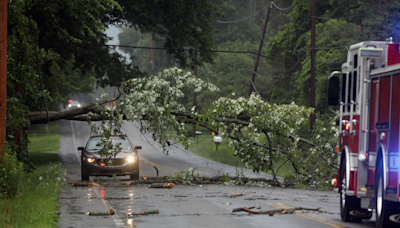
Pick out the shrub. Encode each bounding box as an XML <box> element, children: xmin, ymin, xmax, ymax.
<box><xmin>0</xmin><ymin>152</ymin><xmax>24</xmax><ymax>198</ymax></box>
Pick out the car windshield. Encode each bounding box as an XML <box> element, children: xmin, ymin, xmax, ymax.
<box><xmin>71</xmin><ymin>101</ymin><xmax>79</xmax><ymax>105</ymax></box>
<box><xmin>87</xmin><ymin>138</ymin><xmax>132</xmax><ymax>150</ymax></box>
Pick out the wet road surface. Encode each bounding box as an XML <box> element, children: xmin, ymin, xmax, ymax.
<box><xmin>57</xmin><ymin>120</ymin><xmax>377</xmax><ymax>228</ymax></box>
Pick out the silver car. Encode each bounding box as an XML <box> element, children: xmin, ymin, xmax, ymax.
<box><xmin>78</xmin><ymin>135</ymin><xmax>141</xmax><ymax>181</ymax></box>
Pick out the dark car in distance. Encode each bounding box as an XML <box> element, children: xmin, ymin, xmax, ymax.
<box><xmin>78</xmin><ymin>135</ymin><xmax>141</xmax><ymax>181</ymax></box>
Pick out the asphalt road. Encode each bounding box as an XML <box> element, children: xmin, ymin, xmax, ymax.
<box><xmin>57</xmin><ymin>120</ymin><xmax>377</xmax><ymax>228</ymax></box>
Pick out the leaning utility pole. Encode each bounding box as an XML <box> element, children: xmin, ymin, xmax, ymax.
<box><xmin>248</xmin><ymin>2</ymin><xmax>272</xmax><ymax>97</ymax></box>
<box><xmin>151</xmin><ymin>33</ymin><xmax>154</xmax><ymax>75</ymax></box>
<box><xmin>0</xmin><ymin>0</ymin><xmax>7</xmax><ymax>155</ymax></box>
<box><xmin>310</xmin><ymin>0</ymin><xmax>316</xmax><ymax>131</ymax></box>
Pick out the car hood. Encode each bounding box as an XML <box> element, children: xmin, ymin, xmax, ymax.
<box><xmin>82</xmin><ymin>150</ymin><xmax>136</xmax><ymax>159</ymax></box>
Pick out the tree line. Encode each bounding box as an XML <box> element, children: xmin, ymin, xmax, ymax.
<box><xmin>3</xmin><ymin>0</ymin><xmax>400</xmax><ymax>183</ymax></box>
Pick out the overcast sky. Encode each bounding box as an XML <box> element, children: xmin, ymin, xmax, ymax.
<box><xmin>105</xmin><ymin>25</ymin><xmax>130</xmax><ymax>59</ymax></box>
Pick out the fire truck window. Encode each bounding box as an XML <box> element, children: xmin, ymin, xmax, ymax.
<box><xmin>354</xmin><ymin>54</ymin><xmax>358</xmax><ymax>68</ymax></box>
<box><xmin>342</xmin><ymin>73</ymin><xmax>346</xmax><ymax>112</ymax></box>
<box><xmin>347</xmin><ymin>72</ymin><xmax>352</xmax><ymax>112</ymax></box>
<box><xmin>353</xmin><ymin>71</ymin><xmax>357</xmax><ymax>111</ymax></box>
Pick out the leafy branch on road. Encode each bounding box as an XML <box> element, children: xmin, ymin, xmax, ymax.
<box><xmin>28</xmin><ymin>68</ymin><xmax>338</xmax><ymax>188</ymax></box>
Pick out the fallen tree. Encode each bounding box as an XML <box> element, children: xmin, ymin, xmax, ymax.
<box><xmin>27</xmin><ymin>67</ymin><xmax>338</xmax><ymax>188</ymax></box>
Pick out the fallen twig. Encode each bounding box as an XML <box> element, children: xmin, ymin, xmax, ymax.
<box><xmin>142</xmin><ymin>209</ymin><xmax>159</xmax><ymax>215</ymax></box>
<box><xmin>143</xmin><ymin>176</ymin><xmax>167</xmax><ymax>180</ymax></box>
<box><xmin>103</xmin><ymin>197</ymin><xmax>129</xmax><ymax>200</ymax></box>
<box><xmin>229</xmin><ymin>193</ymin><xmax>243</xmax><ymax>198</ymax></box>
<box><xmin>67</xmin><ymin>181</ymin><xmax>100</xmax><ymax>187</ymax></box>
<box><xmin>232</xmin><ymin>206</ymin><xmax>256</xmax><ymax>212</ymax></box>
<box><xmin>153</xmin><ymin>166</ymin><xmax>159</xmax><ymax>176</ymax></box>
<box><xmin>232</xmin><ymin>207</ymin><xmax>321</xmax><ymax>215</ymax></box>
<box><xmin>88</xmin><ymin>209</ymin><xmax>114</xmax><ymax>216</ymax></box>
<box><xmin>61</xmin><ymin>196</ymin><xmax>80</xmax><ymax>199</ymax></box>
<box><xmin>128</xmin><ymin>213</ymin><xmax>148</xmax><ymax>216</ymax></box>
<box><xmin>149</xmin><ymin>183</ymin><xmax>174</xmax><ymax>188</ymax></box>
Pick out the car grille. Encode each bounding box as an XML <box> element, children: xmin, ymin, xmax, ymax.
<box><xmin>99</xmin><ymin>169</ymin><xmax>123</xmax><ymax>174</ymax></box>
<box><xmin>96</xmin><ymin>158</ymin><xmax>125</xmax><ymax>166</ymax></box>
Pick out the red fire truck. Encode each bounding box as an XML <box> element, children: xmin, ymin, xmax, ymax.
<box><xmin>328</xmin><ymin>38</ymin><xmax>400</xmax><ymax>227</ymax></box>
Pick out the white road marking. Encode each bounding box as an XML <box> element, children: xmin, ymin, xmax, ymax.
<box><xmin>92</xmin><ymin>186</ymin><xmax>126</xmax><ymax>227</ymax></box>
<box><xmin>70</xmin><ymin>120</ymin><xmax>124</xmax><ymax>227</ymax></box>
<box><xmin>70</xmin><ymin>121</ymin><xmax>81</xmax><ymax>166</ymax></box>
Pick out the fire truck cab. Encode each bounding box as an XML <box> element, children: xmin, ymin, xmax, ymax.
<box><xmin>328</xmin><ymin>38</ymin><xmax>400</xmax><ymax>227</ymax></box>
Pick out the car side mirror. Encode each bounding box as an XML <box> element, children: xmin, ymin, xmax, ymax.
<box><xmin>134</xmin><ymin>146</ymin><xmax>142</xmax><ymax>150</ymax></box>
<box><xmin>327</xmin><ymin>76</ymin><xmax>340</xmax><ymax>106</ymax></box>
<box><xmin>77</xmin><ymin>146</ymin><xmax>84</xmax><ymax>151</ymax></box>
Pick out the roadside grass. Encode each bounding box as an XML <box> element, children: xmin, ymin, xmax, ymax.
<box><xmin>0</xmin><ymin>121</ymin><xmax>65</xmax><ymax>228</ymax></box>
<box><xmin>172</xmin><ymin>124</ymin><xmax>295</xmax><ymax>178</ymax></box>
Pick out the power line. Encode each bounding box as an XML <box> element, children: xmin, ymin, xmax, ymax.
<box><xmin>250</xmin><ymin>79</ymin><xmax>271</xmax><ymax>103</ymax></box>
<box><xmin>203</xmin><ymin>64</ymin><xmax>237</xmax><ymax>82</ymax></box>
<box><xmin>312</xmin><ymin>0</ymin><xmax>398</xmax><ymax>20</ymax></box>
<box><xmin>312</xmin><ymin>12</ymin><xmax>369</xmax><ymax>20</ymax></box>
<box><xmin>217</xmin><ymin>5</ymin><xmax>269</xmax><ymax>24</ymax></box>
<box><xmin>271</xmin><ymin>2</ymin><xmax>292</xmax><ymax>11</ymax></box>
<box><xmin>200</xmin><ymin>66</ymin><xmax>229</xmax><ymax>95</ymax></box>
<box><xmin>81</xmin><ymin>43</ymin><xmax>282</xmax><ymax>62</ymax></box>
<box><xmin>216</xmin><ymin>2</ymin><xmax>292</xmax><ymax>24</ymax></box>
<box><xmin>254</xmin><ymin>71</ymin><xmax>268</xmax><ymax>78</ymax></box>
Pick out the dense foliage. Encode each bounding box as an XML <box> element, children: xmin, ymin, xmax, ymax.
<box><xmin>91</xmin><ymin>68</ymin><xmax>338</xmax><ymax>187</ymax></box>
<box><xmin>0</xmin><ymin>150</ymin><xmax>24</xmax><ymax>198</ymax></box>
<box><xmin>5</xmin><ymin>0</ymin><xmax>400</xmax><ymax>187</ymax></box>
<box><xmin>5</xmin><ymin>0</ymin><xmax>221</xmax><ymax>167</ymax></box>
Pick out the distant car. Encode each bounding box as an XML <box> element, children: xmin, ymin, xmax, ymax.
<box><xmin>78</xmin><ymin>135</ymin><xmax>141</xmax><ymax>181</ymax></box>
<box><xmin>68</xmin><ymin>101</ymin><xmax>81</xmax><ymax>109</ymax></box>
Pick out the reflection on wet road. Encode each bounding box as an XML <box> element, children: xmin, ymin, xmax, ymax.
<box><xmin>57</xmin><ymin>120</ymin><xmax>377</xmax><ymax>228</ymax></box>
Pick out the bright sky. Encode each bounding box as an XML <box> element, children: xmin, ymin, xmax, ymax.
<box><xmin>105</xmin><ymin>25</ymin><xmax>130</xmax><ymax>59</ymax></box>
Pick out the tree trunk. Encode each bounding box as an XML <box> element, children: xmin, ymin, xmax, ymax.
<box><xmin>0</xmin><ymin>0</ymin><xmax>7</xmax><ymax>157</ymax></box>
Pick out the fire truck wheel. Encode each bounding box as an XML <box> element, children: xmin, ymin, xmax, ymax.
<box><xmin>375</xmin><ymin>161</ymin><xmax>389</xmax><ymax>228</ymax></box>
<box><xmin>339</xmin><ymin>158</ymin><xmax>362</xmax><ymax>222</ymax></box>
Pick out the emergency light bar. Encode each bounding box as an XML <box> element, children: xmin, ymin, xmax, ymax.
<box><xmin>359</xmin><ymin>48</ymin><xmax>383</xmax><ymax>58</ymax></box>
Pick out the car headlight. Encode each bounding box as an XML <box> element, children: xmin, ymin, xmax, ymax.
<box><xmin>77</xmin><ymin>104</ymin><xmax>81</xmax><ymax>107</ymax></box>
<box><xmin>68</xmin><ymin>104</ymin><xmax>71</xmax><ymax>107</ymax></box>
<box><xmin>126</xmin><ymin>156</ymin><xmax>136</xmax><ymax>163</ymax></box>
<box><xmin>86</xmin><ymin>157</ymin><xmax>95</xmax><ymax>163</ymax></box>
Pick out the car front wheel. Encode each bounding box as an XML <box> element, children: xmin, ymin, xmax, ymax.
<box><xmin>81</xmin><ymin>156</ymin><xmax>89</xmax><ymax>181</ymax></box>
<box><xmin>130</xmin><ymin>170</ymin><xmax>139</xmax><ymax>180</ymax></box>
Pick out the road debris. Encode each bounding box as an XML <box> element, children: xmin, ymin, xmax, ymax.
<box><xmin>232</xmin><ymin>206</ymin><xmax>256</xmax><ymax>212</ymax></box>
<box><xmin>60</xmin><ymin>196</ymin><xmax>80</xmax><ymax>199</ymax></box>
<box><xmin>67</xmin><ymin>181</ymin><xmax>100</xmax><ymax>187</ymax></box>
<box><xmin>144</xmin><ymin>176</ymin><xmax>167</xmax><ymax>180</ymax></box>
<box><xmin>142</xmin><ymin>209</ymin><xmax>159</xmax><ymax>215</ymax></box>
<box><xmin>149</xmin><ymin>183</ymin><xmax>174</xmax><ymax>188</ymax></box>
<box><xmin>103</xmin><ymin>197</ymin><xmax>130</xmax><ymax>200</ymax></box>
<box><xmin>231</xmin><ymin>207</ymin><xmax>321</xmax><ymax>215</ymax></box>
<box><xmin>229</xmin><ymin>193</ymin><xmax>243</xmax><ymax>198</ymax></box>
<box><xmin>87</xmin><ymin>209</ymin><xmax>114</xmax><ymax>216</ymax></box>
<box><xmin>153</xmin><ymin>165</ymin><xmax>159</xmax><ymax>176</ymax></box>
<box><xmin>128</xmin><ymin>213</ymin><xmax>148</xmax><ymax>216</ymax></box>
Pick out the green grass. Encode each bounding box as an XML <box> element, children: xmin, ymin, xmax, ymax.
<box><xmin>0</xmin><ymin>121</ymin><xmax>64</xmax><ymax>228</ymax></box>
<box><xmin>28</xmin><ymin>123</ymin><xmax>60</xmax><ymax>153</ymax></box>
<box><xmin>176</xmin><ymin>124</ymin><xmax>295</xmax><ymax>178</ymax></box>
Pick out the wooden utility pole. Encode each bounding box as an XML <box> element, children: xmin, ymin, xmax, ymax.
<box><xmin>310</xmin><ymin>0</ymin><xmax>316</xmax><ymax>131</ymax></box>
<box><xmin>0</xmin><ymin>0</ymin><xmax>7</xmax><ymax>155</ymax></box>
<box><xmin>139</xmin><ymin>40</ymin><xmax>142</xmax><ymax>71</ymax></box>
<box><xmin>248</xmin><ymin>2</ymin><xmax>272</xmax><ymax>97</ymax></box>
<box><xmin>151</xmin><ymin>33</ymin><xmax>154</xmax><ymax>74</ymax></box>
<box><xmin>192</xmin><ymin>50</ymin><xmax>198</xmax><ymax>134</ymax></box>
